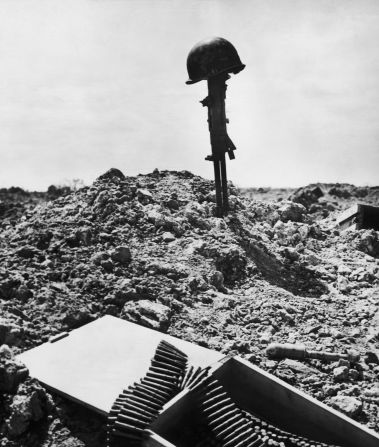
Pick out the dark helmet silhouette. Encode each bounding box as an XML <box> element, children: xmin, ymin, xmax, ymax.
<box><xmin>186</xmin><ymin>37</ymin><xmax>245</xmax><ymax>84</ymax></box>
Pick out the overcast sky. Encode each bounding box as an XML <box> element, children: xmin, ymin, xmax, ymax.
<box><xmin>0</xmin><ymin>0</ymin><xmax>378</xmax><ymax>190</ymax></box>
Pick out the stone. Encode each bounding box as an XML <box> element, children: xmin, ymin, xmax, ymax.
<box><xmin>278</xmin><ymin>202</ymin><xmax>306</xmax><ymax>222</ymax></box>
<box><xmin>290</xmin><ymin>185</ymin><xmax>323</xmax><ymax>208</ymax></box>
<box><xmin>0</xmin><ymin>319</ymin><xmax>23</xmax><ymax>347</ymax></box>
<box><xmin>329</xmin><ymin>395</ymin><xmax>362</xmax><ymax>418</ymax></box>
<box><xmin>62</xmin><ymin>309</ymin><xmax>93</xmax><ymax>329</ymax></box>
<box><xmin>15</xmin><ymin>284</ymin><xmax>33</xmax><ymax>302</ymax></box>
<box><xmin>137</xmin><ymin>188</ymin><xmax>153</xmax><ymax>204</ymax></box>
<box><xmin>357</xmin><ymin>230</ymin><xmax>379</xmax><ymax>258</ymax></box>
<box><xmin>162</xmin><ymin>232</ymin><xmax>176</xmax><ymax>242</ymax></box>
<box><xmin>349</xmin><ymin>369</ymin><xmax>360</xmax><ymax>380</ymax></box>
<box><xmin>365</xmin><ymin>351</ymin><xmax>379</xmax><ymax>365</ymax></box>
<box><xmin>76</xmin><ymin>228</ymin><xmax>92</xmax><ymax>246</ymax></box>
<box><xmin>333</xmin><ymin>366</ymin><xmax>349</xmax><ymax>382</ymax></box>
<box><xmin>323</xmin><ymin>384</ymin><xmax>341</xmax><ymax>396</ymax></box>
<box><xmin>96</xmin><ymin>168</ymin><xmax>125</xmax><ymax>182</ymax></box>
<box><xmin>15</xmin><ymin>245</ymin><xmax>40</xmax><ymax>259</ymax></box>
<box><xmin>337</xmin><ymin>276</ymin><xmax>350</xmax><ymax>293</ymax></box>
<box><xmin>187</xmin><ymin>276</ymin><xmax>209</xmax><ymax>292</ymax></box>
<box><xmin>0</xmin><ymin>344</ymin><xmax>12</xmax><ymax>359</ymax></box>
<box><xmin>110</xmin><ymin>246</ymin><xmax>132</xmax><ymax>265</ymax></box>
<box><xmin>100</xmin><ymin>259</ymin><xmax>114</xmax><ymax>272</ymax></box>
<box><xmin>209</xmin><ymin>271</ymin><xmax>225</xmax><ymax>291</ymax></box>
<box><xmin>281</xmin><ymin>247</ymin><xmax>300</xmax><ymax>262</ymax></box>
<box><xmin>122</xmin><ymin>300</ymin><xmax>172</xmax><ymax>330</ymax></box>
<box><xmin>6</xmin><ymin>387</ymin><xmax>46</xmax><ymax>437</ymax></box>
<box><xmin>90</xmin><ymin>251</ymin><xmax>108</xmax><ymax>265</ymax></box>
<box><xmin>0</xmin><ymin>278</ymin><xmax>19</xmax><ymax>300</ymax></box>
<box><xmin>0</xmin><ymin>358</ymin><xmax>29</xmax><ymax>393</ymax></box>
<box><xmin>281</xmin><ymin>359</ymin><xmax>318</xmax><ymax>375</ymax></box>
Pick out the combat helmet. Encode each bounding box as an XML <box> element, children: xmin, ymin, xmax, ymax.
<box><xmin>186</xmin><ymin>37</ymin><xmax>245</xmax><ymax>84</ymax></box>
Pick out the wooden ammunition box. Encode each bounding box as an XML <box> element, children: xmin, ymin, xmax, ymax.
<box><xmin>145</xmin><ymin>357</ymin><xmax>379</xmax><ymax>447</ymax></box>
<box><xmin>336</xmin><ymin>203</ymin><xmax>379</xmax><ymax>231</ymax></box>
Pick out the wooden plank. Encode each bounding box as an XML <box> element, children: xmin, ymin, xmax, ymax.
<box><xmin>17</xmin><ymin>316</ymin><xmax>223</xmax><ymax>416</ymax></box>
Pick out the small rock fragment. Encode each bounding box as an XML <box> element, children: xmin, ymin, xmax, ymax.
<box><xmin>110</xmin><ymin>246</ymin><xmax>132</xmax><ymax>265</ymax></box>
<box><xmin>329</xmin><ymin>395</ymin><xmax>363</xmax><ymax>418</ymax></box>
<box><xmin>333</xmin><ymin>366</ymin><xmax>349</xmax><ymax>382</ymax></box>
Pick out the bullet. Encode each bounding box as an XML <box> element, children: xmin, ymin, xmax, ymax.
<box><xmin>114</xmin><ymin>398</ymin><xmax>128</xmax><ymax>406</ymax></box>
<box><xmin>204</xmin><ymin>385</ymin><xmax>224</xmax><ymax>398</ymax></box>
<box><xmin>223</xmin><ymin>427</ymin><xmax>257</xmax><ymax>447</ymax></box>
<box><xmin>203</xmin><ymin>392</ymin><xmax>229</xmax><ymax>408</ymax></box>
<box><xmin>146</xmin><ymin>370</ymin><xmax>179</xmax><ymax>382</ymax></box>
<box><xmin>156</xmin><ymin>347</ymin><xmax>187</xmax><ymax>364</ymax></box>
<box><xmin>117</xmin><ymin>413</ymin><xmax>147</xmax><ymax>428</ymax></box>
<box><xmin>202</xmin><ymin>397</ymin><xmax>233</xmax><ymax>414</ymax></box>
<box><xmin>154</xmin><ymin>347</ymin><xmax>186</xmax><ymax>362</ymax></box>
<box><xmin>211</xmin><ymin>413</ymin><xmax>243</xmax><ymax>432</ymax></box>
<box><xmin>149</xmin><ymin>365</ymin><xmax>180</xmax><ymax>377</ymax></box>
<box><xmin>156</xmin><ymin>345</ymin><xmax>188</xmax><ymax>363</ymax></box>
<box><xmin>141</xmin><ymin>374</ymin><xmax>175</xmax><ymax>388</ymax></box>
<box><xmin>120</xmin><ymin>393</ymin><xmax>161</xmax><ymax>411</ymax></box>
<box><xmin>119</xmin><ymin>407</ymin><xmax>153</xmax><ymax>423</ymax></box>
<box><xmin>160</xmin><ymin>340</ymin><xmax>188</xmax><ymax>358</ymax></box>
<box><xmin>188</xmin><ymin>371</ymin><xmax>212</xmax><ymax>389</ymax></box>
<box><xmin>207</xmin><ymin>408</ymin><xmax>238</xmax><ymax>426</ymax></box>
<box><xmin>154</xmin><ymin>352</ymin><xmax>186</xmax><ymax>368</ymax></box>
<box><xmin>228</xmin><ymin>430</ymin><xmax>257</xmax><ymax>447</ymax></box>
<box><xmin>128</xmin><ymin>386</ymin><xmax>164</xmax><ymax>406</ymax></box>
<box><xmin>181</xmin><ymin>365</ymin><xmax>194</xmax><ymax>387</ymax></box>
<box><xmin>151</xmin><ymin>359</ymin><xmax>183</xmax><ymax>374</ymax></box>
<box><xmin>114</xmin><ymin>420</ymin><xmax>144</xmax><ymax>433</ymax></box>
<box><xmin>119</xmin><ymin>400</ymin><xmax>157</xmax><ymax>417</ymax></box>
<box><xmin>139</xmin><ymin>378</ymin><xmax>171</xmax><ymax>393</ymax></box>
<box><xmin>140</xmin><ymin>377</ymin><xmax>175</xmax><ymax>393</ymax></box>
<box><xmin>221</xmin><ymin>420</ymin><xmax>249</xmax><ymax>442</ymax></box>
<box><xmin>140</xmin><ymin>381</ymin><xmax>175</xmax><ymax>398</ymax></box>
<box><xmin>138</xmin><ymin>381</ymin><xmax>172</xmax><ymax>400</ymax></box>
<box><xmin>215</xmin><ymin>419</ymin><xmax>246</xmax><ymax>438</ymax></box>
<box><xmin>205</xmin><ymin>403</ymin><xmax>235</xmax><ymax>421</ymax></box>
<box><xmin>196</xmin><ymin>377</ymin><xmax>218</xmax><ymax>391</ymax></box>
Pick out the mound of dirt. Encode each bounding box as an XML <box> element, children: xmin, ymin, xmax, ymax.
<box><xmin>0</xmin><ymin>169</ymin><xmax>378</xmax><ymax>445</ymax></box>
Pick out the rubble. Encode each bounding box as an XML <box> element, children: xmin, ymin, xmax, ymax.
<box><xmin>122</xmin><ymin>300</ymin><xmax>172</xmax><ymax>330</ymax></box>
<box><xmin>328</xmin><ymin>395</ymin><xmax>363</xmax><ymax>418</ymax></box>
<box><xmin>6</xmin><ymin>382</ymin><xmax>47</xmax><ymax>437</ymax></box>
<box><xmin>0</xmin><ymin>172</ymin><xmax>378</xmax><ymax>445</ymax></box>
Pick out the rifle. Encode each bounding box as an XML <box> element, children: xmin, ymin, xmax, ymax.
<box><xmin>201</xmin><ymin>73</ymin><xmax>236</xmax><ymax>217</ymax></box>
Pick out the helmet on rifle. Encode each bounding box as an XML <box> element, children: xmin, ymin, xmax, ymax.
<box><xmin>186</xmin><ymin>37</ymin><xmax>245</xmax><ymax>84</ymax></box>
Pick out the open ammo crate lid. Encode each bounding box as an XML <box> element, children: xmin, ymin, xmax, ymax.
<box><xmin>149</xmin><ymin>357</ymin><xmax>379</xmax><ymax>447</ymax></box>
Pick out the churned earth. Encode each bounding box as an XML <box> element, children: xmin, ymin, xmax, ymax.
<box><xmin>0</xmin><ymin>168</ymin><xmax>378</xmax><ymax>446</ymax></box>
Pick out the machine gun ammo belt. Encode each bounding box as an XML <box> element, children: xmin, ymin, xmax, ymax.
<box><xmin>107</xmin><ymin>343</ymin><xmax>343</xmax><ymax>447</ymax></box>
<box><xmin>191</xmin><ymin>374</ymin><xmax>342</xmax><ymax>447</ymax></box>
<box><xmin>107</xmin><ymin>340</ymin><xmax>188</xmax><ymax>447</ymax></box>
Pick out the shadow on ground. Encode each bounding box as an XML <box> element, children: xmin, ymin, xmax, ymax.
<box><xmin>247</xmin><ymin>244</ymin><xmax>328</xmax><ymax>298</ymax></box>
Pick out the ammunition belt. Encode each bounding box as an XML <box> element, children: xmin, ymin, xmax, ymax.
<box><xmin>107</xmin><ymin>340</ymin><xmax>188</xmax><ymax>446</ymax></box>
<box><xmin>193</xmin><ymin>374</ymin><xmax>342</xmax><ymax>447</ymax></box>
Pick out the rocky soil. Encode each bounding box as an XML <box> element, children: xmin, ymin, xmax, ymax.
<box><xmin>0</xmin><ymin>168</ymin><xmax>378</xmax><ymax>446</ymax></box>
